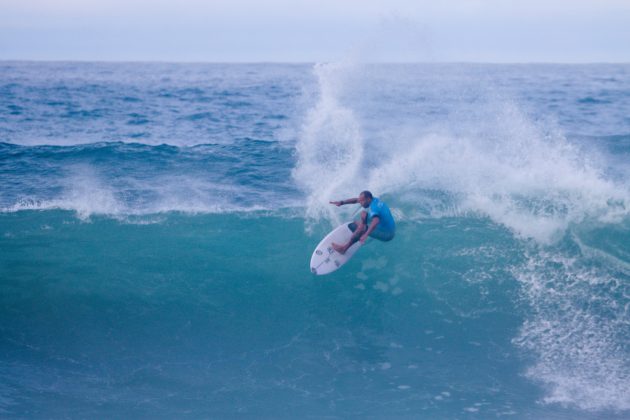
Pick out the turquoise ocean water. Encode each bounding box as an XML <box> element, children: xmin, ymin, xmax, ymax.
<box><xmin>1</xmin><ymin>62</ymin><xmax>629</xmax><ymax>418</ymax></box>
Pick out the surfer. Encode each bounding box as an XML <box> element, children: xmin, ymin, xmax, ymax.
<box><xmin>329</xmin><ymin>190</ymin><xmax>395</xmax><ymax>254</ymax></box>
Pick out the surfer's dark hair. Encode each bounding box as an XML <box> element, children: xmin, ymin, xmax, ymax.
<box><xmin>360</xmin><ymin>190</ymin><xmax>373</xmax><ymax>199</ymax></box>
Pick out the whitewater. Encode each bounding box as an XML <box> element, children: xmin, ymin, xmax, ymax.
<box><xmin>1</xmin><ymin>61</ymin><xmax>629</xmax><ymax>418</ymax></box>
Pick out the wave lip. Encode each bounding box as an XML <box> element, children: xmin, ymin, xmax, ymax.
<box><xmin>373</xmin><ymin>104</ymin><xmax>629</xmax><ymax>243</ymax></box>
<box><xmin>3</xmin><ymin>198</ymin><xmax>276</xmax><ymax>220</ymax></box>
<box><xmin>1</xmin><ymin>167</ymin><xmax>297</xmax><ymax>220</ymax></box>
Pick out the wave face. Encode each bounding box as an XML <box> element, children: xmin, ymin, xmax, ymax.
<box><xmin>1</xmin><ymin>62</ymin><xmax>630</xmax><ymax>418</ymax></box>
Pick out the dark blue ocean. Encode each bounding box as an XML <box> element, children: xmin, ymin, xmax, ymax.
<box><xmin>1</xmin><ymin>62</ymin><xmax>629</xmax><ymax>418</ymax></box>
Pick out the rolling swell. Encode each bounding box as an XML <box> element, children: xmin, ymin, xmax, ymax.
<box><xmin>0</xmin><ymin>140</ymin><xmax>299</xmax><ymax>218</ymax></box>
<box><xmin>0</xmin><ymin>211</ymin><xmax>537</xmax><ymax>417</ymax></box>
<box><xmin>2</xmin><ymin>210</ymin><xmax>627</xmax><ymax>417</ymax></box>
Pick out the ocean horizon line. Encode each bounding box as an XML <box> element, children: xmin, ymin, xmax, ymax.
<box><xmin>2</xmin><ymin>58</ymin><xmax>629</xmax><ymax>65</ymax></box>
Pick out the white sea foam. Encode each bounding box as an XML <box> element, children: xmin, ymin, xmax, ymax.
<box><xmin>3</xmin><ymin>166</ymin><xmax>280</xmax><ymax>219</ymax></box>
<box><xmin>295</xmin><ymin>63</ymin><xmax>630</xmax><ymax>243</ymax></box>
<box><xmin>4</xmin><ymin>195</ymin><xmax>274</xmax><ymax>220</ymax></box>
<box><xmin>5</xmin><ymin>166</ymin><xmax>123</xmax><ymax>220</ymax></box>
<box><xmin>292</xmin><ymin>62</ymin><xmax>364</xmax><ymax>228</ymax></box>
<box><xmin>513</xmin><ymin>250</ymin><xmax>630</xmax><ymax>411</ymax></box>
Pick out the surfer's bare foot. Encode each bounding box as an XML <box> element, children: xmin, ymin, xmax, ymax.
<box><xmin>332</xmin><ymin>242</ymin><xmax>347</xmax><ymax>254</ymax></box>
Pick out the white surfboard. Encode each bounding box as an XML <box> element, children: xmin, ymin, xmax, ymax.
<box><xmin>310</xmin><ymin>222</ymin><xmax>362</xmax><ymax>275</ymax></box>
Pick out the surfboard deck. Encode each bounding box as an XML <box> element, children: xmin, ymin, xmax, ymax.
<box><xmin>310</xmin><ymin>222</ymin><xmax>362</xmax><ymax>275</ymax></box>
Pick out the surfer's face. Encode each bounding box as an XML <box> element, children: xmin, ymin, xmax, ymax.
<box><xmin>359</xmin><ymin>193</ymin><xmax>371</xmax><ymax>208</ymax></box>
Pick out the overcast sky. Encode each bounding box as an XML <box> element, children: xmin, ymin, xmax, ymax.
<box><xmin>1</xmin><ymin>0</ymin><xmax>629</xmax><ymax>62</ymax></box>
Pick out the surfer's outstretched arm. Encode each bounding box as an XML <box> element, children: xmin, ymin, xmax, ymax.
<box><xmin>330</xmin><ymin>197</ymin><xmax>358</xmax><ymax>207</ymax></box>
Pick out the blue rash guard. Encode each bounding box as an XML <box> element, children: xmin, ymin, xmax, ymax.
<box><xmin>366</xmin><ymin>197</ymin><xmax>396</xmax><ymax>241</ymax></box>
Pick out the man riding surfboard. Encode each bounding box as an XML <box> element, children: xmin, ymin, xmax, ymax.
<box><xmin>329</xmin><ymin>190</ymin><xmax>395</xmax><ymax>254</ymax></box>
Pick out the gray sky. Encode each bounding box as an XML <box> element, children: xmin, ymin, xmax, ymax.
<box><xmin>1</xmin><ymin>0</ymin><xmax>629</xmax><ymax>62</ymax></box>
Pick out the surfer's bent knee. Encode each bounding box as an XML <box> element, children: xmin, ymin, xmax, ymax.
<box><xmin>349</xmin><ymin>222</ymin><xmax>367</xmax><ymax>234</ymax></box>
